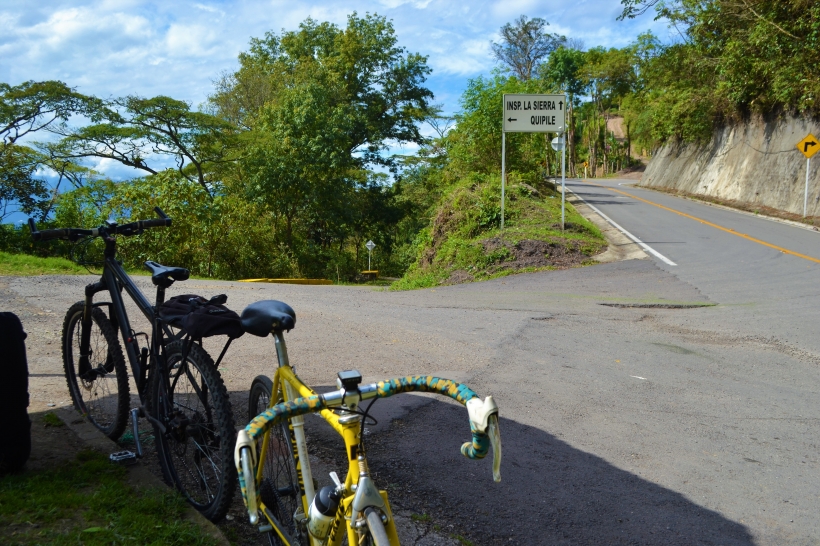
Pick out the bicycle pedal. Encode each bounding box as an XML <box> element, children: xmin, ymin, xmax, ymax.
<box><xmin>109</xmin><ymin>450</ymin><xmax>138</xmax><ymax>465</ymax></box>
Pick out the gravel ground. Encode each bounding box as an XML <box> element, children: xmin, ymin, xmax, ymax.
<box><xmin>4</xmin><ymin>253</ymin><xmax>820</xmax><ymax>544</ymax></box>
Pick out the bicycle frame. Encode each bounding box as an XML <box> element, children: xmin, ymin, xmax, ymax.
<box><xmin>259</xmin><ymin>331</ymin><xmax>401</xmax><ymax>546</ymax></box>
<box><xmin>80</xmin><ymin>238</ymin><xmax>178</xmax><ymax>402</ymax></box>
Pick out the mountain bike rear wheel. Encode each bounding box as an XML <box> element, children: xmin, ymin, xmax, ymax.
<box><xmin>151</xmin><ymin>340</ymin><xmax>236</xmax><ymax>522</ymax></box>
<box><xmin>249</xmin><ymin>375</ymin><xmax>308</xmax><ymax>546</ymax></box>
<box><xmin>62</xmin><ymin>302</ymin><xmax>129</xmax><ymax>440</ymax></box>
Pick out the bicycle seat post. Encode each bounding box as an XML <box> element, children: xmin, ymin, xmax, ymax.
<box><xmin>155</xmin><ymin>285</ymin><xmax>166</xmax><ymax>308</ymax></box>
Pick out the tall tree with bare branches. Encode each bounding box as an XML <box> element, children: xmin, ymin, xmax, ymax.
<box><xmin>491</xmin><ymin>16</ymin><xmax>565</xmax><ymax>80</ymax></box>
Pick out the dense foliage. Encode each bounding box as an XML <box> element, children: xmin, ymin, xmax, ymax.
<box><xmin>620</xmin><ymin>0</ymin><xmax>820</xmax><ymax>143</ymax></box>
<box><xmin>1</xmin><ymin>4</ymin><xmax>815</xmax><ymax>281</ymax></box>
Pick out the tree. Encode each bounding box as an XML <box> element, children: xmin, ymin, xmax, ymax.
<box><xmin>230</xmin><ymin>14</ymin><xmax>432</xmax><ymax>265</ymax></box>
<box><xmin>0</xmin><ymin>80</ymin><xmax>99</xmax><ymax>145</ymax></box>
<box><xmin>0</xmin><ymin>80</ymin><xmax>99</xmax><ymax>219</ymax></box>
<box><xmin>541</xmin><ymin>47</ymin><xmax>589</xmax><ymax>175</ymax></box>
<box><xmin>491</xmin><ymin>16</ymin><xmax>565</xmax><ymax>80</ymax></box>
<box><xmin>0</xmin><ymin>144</ymin><xmax>49</xmax><ymax>220</ymax></box>
<box><xmin>52</xmin><ymin>96</ymin><xmax>236</xmax><ymax>197</ymax></box>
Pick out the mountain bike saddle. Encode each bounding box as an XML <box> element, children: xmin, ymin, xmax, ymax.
<box><xmin>144</xmin><ymin>261</ymin><xmax>191</xmax><ymax>288</ymax></box>
<box><xmin>240</xmin><ymin>300</ymin><xmax>296</xmax><ymax>336</ymax></box>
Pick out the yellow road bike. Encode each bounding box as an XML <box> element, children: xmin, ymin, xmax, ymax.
<box><xmin>233</xmin><ymin>300</ymin><xmax>502</xmax><ymax>545</ymax></box>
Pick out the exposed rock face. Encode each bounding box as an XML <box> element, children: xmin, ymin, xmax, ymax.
<box><xmin>642</xmin><ymin>115</ymin><xmax>820</xmax><ymax>216</ymax></box>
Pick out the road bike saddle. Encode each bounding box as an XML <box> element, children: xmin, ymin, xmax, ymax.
<box><xmin>240</xmin><ymin>300</ymin><xmax>296</xmax><ymax>336</ymax></box>
<box><xmin>144</xmin><ymin>261</ymin><xmax>191</xmax><ymax>288</ymax></box>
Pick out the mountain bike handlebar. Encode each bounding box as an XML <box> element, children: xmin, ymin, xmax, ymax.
<box><xmin>235</xmin><ymin>375</ymin><xmax>501</xmax><ymax>523</ymax></box>
<box><xmin>28</xmin><ymin>207</ymin><xmax>172</xmax><ymax>242</ymax></box>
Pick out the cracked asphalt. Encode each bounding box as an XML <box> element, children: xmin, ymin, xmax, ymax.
<box><xmin>4</xmin><ymin>181</ymin><xmax>820</xmax><ymax>544</ymax></box>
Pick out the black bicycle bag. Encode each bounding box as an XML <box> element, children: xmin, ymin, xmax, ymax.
<box><xmin>0</xmin><ymin>312</ymin><xmax>31</xmax><ymax>473</ymax></box>
<box><xmin>159</xmin><ymin>294</ymin><xmax>244</xmax><ymax>339</ymax></box>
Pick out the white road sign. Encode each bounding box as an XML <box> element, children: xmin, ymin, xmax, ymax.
<box><xmin>550</xmin><ymin>136</ymin><xmax>564</xmax><ymax>151</ymax></box>
<box><xmin>503</xmin><ymin>93</ymin><xmax>566</xmax><ymax>133</ymax></box>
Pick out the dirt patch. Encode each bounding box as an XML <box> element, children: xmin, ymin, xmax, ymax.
<box><xmin>439</xmin><ymin>237</ymin><xmax>595</xmax><ymax>286</ymax></box>
<box><xmin>445</xmin><ymin>269</ymin><xmax>475</xmax><ymax>285</ymax></box>
<box><xmin>614</xmin><ymin>165</ymin><xmax>645</xmax><ymax>180</ymax></box>
<box><xmin>482</xmin><ymin>238</ymin><xmax>588</xmax><ymax>271</ymax></box>
<box><xmin>421</xmin><ymin>208</ymin><xmax>460</xmax><ymax>268</ymax></box>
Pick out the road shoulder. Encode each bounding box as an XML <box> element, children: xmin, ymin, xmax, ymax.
<box><xmin>565</xmin><ymin>190</ymin><xmax>648</xmax><ymax>263</ymax></box>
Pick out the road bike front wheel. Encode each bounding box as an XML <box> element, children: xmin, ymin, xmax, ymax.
<box><xmin>62</xmin><ymin>302</ymin><xmax>129</xmax><ymax>440</ymax></box>
<box><xmin>248</xmin><ymin>375</ymin><xmax>308</xmax><ymax>546</ymax></box>
<box><xmin>151</xmin><ymin>340</ymin><xmax>236</xmax><ymax>522</ymax></box>
<box><xmin>362</xmin><ymin>508</ymin><xmax>391</xmax><ymax>546</ymax></box>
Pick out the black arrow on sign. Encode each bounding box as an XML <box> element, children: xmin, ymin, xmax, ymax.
<box><xmin>559</xmin><ymin>101</ymin><xmax>564</xmax><ymax>110</ymax></box>
<box><xmin>804</xmin><ymin>140</ymin><xmax>817</xmax><ymax>153</ymax></box>
<box><xmin>507</xmin><ymin>117</ymin><xmax>517</xmax><ymax>122</ymax></box>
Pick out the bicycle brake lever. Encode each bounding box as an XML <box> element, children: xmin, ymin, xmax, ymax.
<box><xmin>466</xmin><ymin>396</ymin><xmax>498</xmax><ymax>434</ymax></box>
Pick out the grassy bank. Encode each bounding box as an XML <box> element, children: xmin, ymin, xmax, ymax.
<box><xmin>0</xmin><ymin>251</ymin><xmax>87</xmax><ymax>276</ymax></box>
<box><xmin>393</xmin><ymin>173</ymin><xmax>606</xmax><ymax>290</ymax></box>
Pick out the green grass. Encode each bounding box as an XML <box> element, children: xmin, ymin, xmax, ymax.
<box><xmin>0</xmin><ymin>450</ymin><xmax>218</xmax><ymax>545</ymax></box>
<box><xmin>42</xmin><ymin>412</ymin><xmax>65</xmax><ymax>427</ymax></box>
<box><xmin>392</xmin><ymin>174</ymin><xmax>607</xmax><ymax>290</ymax></box>
<box><xmin>0</xmin><ymin>251</ymin><xmax>87</xmax><ymax>276</ymax></box>
<box><xmin>0</xmin><ymin>251</ymin><xmax>219</xmax><ymax>280</ymax></box>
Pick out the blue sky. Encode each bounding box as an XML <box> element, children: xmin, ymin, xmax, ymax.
<box><xmin>0</xmin><ymin>0</ymin><xmax>668</xmax><ymax>189</ymax></box>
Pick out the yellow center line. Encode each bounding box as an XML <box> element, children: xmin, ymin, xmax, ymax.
<box><xmin>579</xmin><ymin>180</ymin><xmax>820</xmax><ymax>265</ymax></box>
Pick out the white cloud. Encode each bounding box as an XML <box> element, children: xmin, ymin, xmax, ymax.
<box><xmin>0</xmin><ymin>0</ymin><xmax>671</xmax><ymax>134</ymax></box>
<box><xmin>165</xmin><ymin>24</ymin><xmax>220</xmax><ymax>57</ymax></box>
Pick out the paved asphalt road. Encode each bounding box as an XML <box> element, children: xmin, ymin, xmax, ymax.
<box><xmin>5</xmin><ymin>179</ymin><xmax>820</xmax><ymax>545</ymax></box>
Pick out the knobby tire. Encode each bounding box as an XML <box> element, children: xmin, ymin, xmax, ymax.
<box><xmin>62</xmin><ymin>302</ymin><xmax>129</xmax><ymax>440</ymax></box>
<box><xmin>151</xmin><ymin>339</ymin><xmax>236</xmax><ymax>522</ymax></box>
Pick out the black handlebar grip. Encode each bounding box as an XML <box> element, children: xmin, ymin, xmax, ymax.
<box><xmin>139</xmin><ymin>218</ymin><xmax>171</xmax><ymax>229</ymax></box>
<box><xmin>34</xmin><ymin>228</ymin><xmax>72</xmax><ymax>242</ymax></box>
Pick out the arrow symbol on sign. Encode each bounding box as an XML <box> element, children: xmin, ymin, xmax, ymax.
<box><xmin>805</xmin><ymin>141</ymin><xmax>817</xmax><ymax>153</ymax></box>
<box><xmin>507</xmin><ymin>117</ymin><xmax>517</xmax><ymax>122</ymax></box>
<box><xmin>559</xmin><ymin>101</ymin><xmax>564</xmax><ymax>110</ymax></box>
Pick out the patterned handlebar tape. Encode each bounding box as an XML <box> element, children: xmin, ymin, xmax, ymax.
<box><xmin>238</xmin><ymin>376</ymin><xmax>490</xmax><ymax>514</ymax></box>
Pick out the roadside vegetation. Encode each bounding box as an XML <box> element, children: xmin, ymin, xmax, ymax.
<box><xmin>0</xmin><ymin>446</ymin><xmax>216</xmax><ymax>545</ymax></box>
<box><xmin>1</xmin><ymin>2</ymin><xmax>815</xmax><ymax>283</ymax></box>
<box><xmin>0</xmin><ymin>251</ymin><xmax>86</xmax><ymax>276</ymax></box>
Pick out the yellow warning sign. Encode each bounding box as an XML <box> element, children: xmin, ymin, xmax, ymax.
<box><xmin>797</xmin><ymin>133</ymin><xmax>820</xmax><ymax>159</ymax></box>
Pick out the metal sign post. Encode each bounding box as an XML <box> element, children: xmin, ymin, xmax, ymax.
<box><xmin>550</xmin><ymin>135</ymin><xmax>567</xmax><ymax>230</ymax></box>
<box><xmin>561</xmin><ymin>132</ymin><xmax>566</xmax><ymax>230</ymax></box>
<box><xmin>797</xmin><ymin>133</ymin><xmax>819</xmax><ymax>217</ymax></box>
<box><xmin>501</xmin><ymin>132</ymin><xmax>506</xmax><ymax>230</ymax></box>
<box><xmin>365</xmin><ymin>240</ymin><xmax>376</xmax><ymax>270</ymax></box>
<box><xmin>502</xmin><ymin>93</ymin><xmax>567</xmax><ymax>231</ymax></box>
<box><xmin>797</xmin><ymin>133</ymin><xmax>820</xmax><ymax>218</ymax></box>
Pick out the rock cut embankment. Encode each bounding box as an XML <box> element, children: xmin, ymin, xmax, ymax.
<box><xmin>642</xmin><ymin>115</ymin><xmax>820</xmax><ymax>216</ymax></box>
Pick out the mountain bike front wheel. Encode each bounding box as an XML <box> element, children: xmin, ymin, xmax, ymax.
<box><xmin>151</xmin><ymin>340</ymin><xmax>236</xmax><ymax>522</ymax></box>
<box><xmin>62</xmin><ymin>302</ymin><xmax>129</xmax><ymax>440</ymax></box>
<box><xmin>248</xmin><ymin>375</ymin><xmax>308</xmax><ymax>546</ymax></box>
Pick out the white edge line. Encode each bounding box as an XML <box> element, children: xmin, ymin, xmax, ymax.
<box><xmin>630</xmin><ymin>375</ymin><xmax>648</xmax><ymax>380</ymax></box>
<box><xmin>567</xmin><ymin>185</ymin><xmax>678</xmax><ymax>266</ymax></box>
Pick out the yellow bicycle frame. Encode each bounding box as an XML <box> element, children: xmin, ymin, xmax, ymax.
<box><xmin>256</xmin><ymin>364</ymin><xmax>401</xmax><ymax>545</ymax></box>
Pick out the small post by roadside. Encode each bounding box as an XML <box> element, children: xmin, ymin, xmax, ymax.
<box><xmin>366</xmin><ymin>240</ymin><xmax>376</xmax><ymax>271</ymax></box>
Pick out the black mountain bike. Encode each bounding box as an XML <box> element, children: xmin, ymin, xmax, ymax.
<box><xmin>28</xmin><ymin>208</ymin><xmax>237</xmax><ymax>521</ymax></box>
